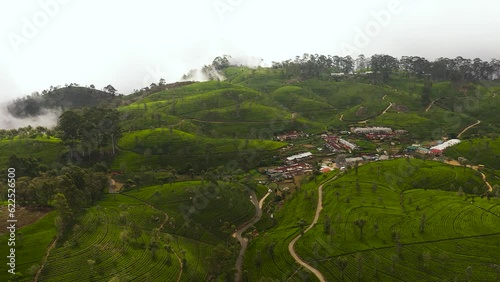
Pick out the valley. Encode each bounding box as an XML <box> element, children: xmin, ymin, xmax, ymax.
<box><xmin>1</xmin><ymin>60</ymin><xmax>499</xmax><ymax>282</ymax></box>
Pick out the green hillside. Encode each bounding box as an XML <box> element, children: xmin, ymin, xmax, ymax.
<box><xmin>445</xmin><ymin>138</ymin><xmax>500</xmax><ymax>169</ymax></box>
<box><xmin>113</xmin><ymin>67</ymin><xmax>499</xmax><ymax>148</ymax></box>
<box><xmin>245</xmin><ymin>159</ymin><xmax>500</xmax><ymax>281</ymax></box>
<box><xmin>35</xmin><ymin>179</ymin><xmax>255</xmax><ymax>282</ymax></box>
<box><xmin>112</xmin><ymin>128</ymin><xmax>286</xmax><ymax>172</ymax></box>
<box><xmin>1</xmin><ymin>63</ymin><xmax>499</xmax><ymax>282</ymax></box>
<box><xmin>7</xmin><ymin>86</ymin><xmax>119</xmax><ymax>118</ymax></box>
<box><xmin>0</xmin><ymin>212</ymin><xmax>57</xmax><ymax>282</ymax></box>
<box><xmin>0</xmin><ymin>137</ymin><xmax>64</xmax><ymax>169</ymax></box>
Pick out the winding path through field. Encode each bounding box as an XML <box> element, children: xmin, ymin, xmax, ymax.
<box><xmin>287</xmin><ymin>175</ymin><xmax>338</xmax><ymax>282</ymax></box>
<box><xmin>457</xmin><ymin>120</ymin><xmax>481</xmax><ymax>138</ymax></box>
<box><xmin>233</xmin><ymin>190</ymin><xmax>271</xmax><ymax>282</ymax></box>
<box><xmin>357</xmin><ymin>102</ymin><xmax>393</xmax><ymax>124</ymax></box>
<box><xmin>382</xmin><ymin>102</ymin><xmax>394</xmax><ymax>115</ymax></box>
<box><xmin>339</xmin><ymin>101</ymin><xmax>393</xmax><ymax>124</ymax></box>
<box><xmin>34</xmin><ymin>237</ymin><xmax>58</xmax><ymax>282</ymax></box>
<box><xmin>445</xmin><ymin>160</ymin><xmax>493</xmax><ymax>193</ymax></box>
<box><xmin>425</xmin><ymin>98</ymin><xmax>442</xmax><ymax>112</ymax></box>
<box><xmin>480</xmin><ymin>172</ymin><xmax>493</xmax><ymax>192</ymax></box>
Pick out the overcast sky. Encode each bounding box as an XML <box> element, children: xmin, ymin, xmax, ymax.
<box><xmin>1</xmin><ymin>0</ymin><xmax>499</xmax><ymax>100</ymax></box>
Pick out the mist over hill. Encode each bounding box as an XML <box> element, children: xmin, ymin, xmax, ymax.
<box><xmin>1</xmin><ymin>85</ymin><xmax>122</xmax><ymax>129</ymax></box>
<box><xmin>0</xmin><ymin>102</ymin><xmax>61</xmax><ymax>130</ymax></box>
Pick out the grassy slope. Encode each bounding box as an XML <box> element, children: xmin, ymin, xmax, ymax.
<box><xmin>244</xmin><ymin>173</ymin><xmax>338</xmax><ymax>281</ymax></box>
<box><xmin>2</xmin><ymin>70</ymin><xmax>497</xmax><ymax>168</ymax></box>
<box><xmin>445</xmin><ymin>138</ymin><xmax>500</xmax><ymax>170</ymax></box>
<box><xmin>296</xmin><ymin>159</ymin><xmax>500</xmax><ymax>281</ymax></box>
<box><xmin>109</xmin><ymin>72</ymin><xmax>498</xmax><ymax>174</ymax></box>
<box><xmin>123</xmin><ymin>180</ymin><xmax>255</xmax><ymax>241</ymax></box>
<box><xmin>0</xmin><ymin>212</ymin><xmax>57</xmax><ymax>282</ymax></box>
<box><xmin>2</xmin><ymin>70</ymin><xmax>499</xmax><ymax>280</ymax></box>
<box><xmin>39</xmin><ymin>194</ymin><xmax>188</xmax><ymax>281</ymax></box>
<box><xmin>0</xmin><ymin>137</ymin><xmax>64</xmax><ymax>169</ymax></box>
<box><xmin>112</xmin><ymin>128</ymin><xmax>286</xmax><ymax>172</ymax></box>
<box><xmin>246</xmin><ymin>159</ymin><xmax>500</xmax><ymax>281</ymax></box>
<box><xmin>39</xmin><ymin>178</ymin><xmax>255</xmax><ymax>282</ymax></box>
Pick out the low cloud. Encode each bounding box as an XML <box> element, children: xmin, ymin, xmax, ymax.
<box><xmin>180</xmin><ymin>54</ymin><xmax>265</xmax><ymax>82</ymax></box>
<box><xmin>0</xmin><ymin>102</ymin><xmax>61</xmax><ymax>130</ymax></box>
<box><xmin>228</xmin><ymin>55</ymin><xmax>265</xmax><ymax>68</ymax></box>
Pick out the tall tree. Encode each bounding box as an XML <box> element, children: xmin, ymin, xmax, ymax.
<box><xmin>370</xmin><ymin>54</ymin><xmax>398</xmax><ymax>82</ymax></box>
<box><xmin>53</xmin><ymin>193</ymin><xmax>74</xmax><ymax>238</ymax></box>
<box><xmin>103</xmin><ymin>84</ymin><xmax>117</xmax><ymax>95</ymax></box>
<box><xmin>57</xmin><ymin>111</ymin><xmax>83</xmax><ymax>160</ymax></box>
<box><xmin>356</xmin><ymin>54</ymin><xmax>368</xmax><ymax>72</ymax></box>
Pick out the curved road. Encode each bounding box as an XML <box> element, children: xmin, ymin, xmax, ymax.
<box><xmin>457</xmin><ymin>120</ymin><xmax>481</xmax><ymax>138</ymax></box>
<box><xmin>445</xmin><ymin>160</ymin><xmax>493</xmax><ymax>193</ymax></box>
<box><xmin>357</xmin><ymin>102</ymin><xmax>393</xmax><ymax>124</ymax></box>
<box><xmin>425</xmin><ymin>98</ymin><xmax>442</xmax><ymax>112</ymax></box>
<box><xmin>288</xmin><ymin>175</ymin><xmax>338</xmax><ymax>282</ymax></box>
<box><xmin>339</xmin><ymin>102</ymin><xmax>393</xmax><ymax>124</ymax></box>
<box><xmin>233</xmin><ymin>190</ymin><xmax>271</xmax><ymax>282</ymax></box>
<box><xmin>480</xmin><ymin>172</ymin><xmax>493</xmax><ymax>192</ymax></box>
<box><xmin>382</xmin><ymin>102</ymin><xmax>394</xmax><ymax>115</ymax></box>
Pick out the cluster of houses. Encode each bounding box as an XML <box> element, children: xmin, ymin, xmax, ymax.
<box><xmin>351</xmin><ymin>127</ymin><xmax>408</xmax><ymax>140</ymax></box>
<box><xmin>274</xmin><ymin>131</ymin><xmax>309</xmax><ymax>142</ymax></box>
<box><xmin>266</xmin><ymin>152</ymin><xmax>315</xmax><ymax>180</ymax></box>
<box><xmin>266</xmin><ymin>163</ymin><xmax>313</xmax><ymax>180</ymax></box>
<box><xmin>322</xmin><ymin>135</ymin><xmax>358</xmax><ymax>153</ymax></box>
<box><xmin>352</xmin><ymin>127</ymin><xmax>393</xmax><ymax>134</ymax></box>
<box><xmin>353</xmin><ymin>127</ymin><xmax>394</xmax><ymax>140</ymax></box>
<box><xmin>335</xmin><ymin>154</ymin><xmax>390</xmax><ymax>167</ymax></box>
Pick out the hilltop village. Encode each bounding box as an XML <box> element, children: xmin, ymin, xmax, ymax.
<box><xmin>265</xmin><ymin>127</ymin><xmax>464</xmax><ymax>184</ymax></box>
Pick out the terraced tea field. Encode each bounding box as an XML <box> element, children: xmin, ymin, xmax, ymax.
<box><xmin>38</xmin><ymin>195</ymin><xmax>190</xmax><ymax>281</ymax></box>
<box><xmin>37</xmin><ymin>179</ymin><xmax>255</xmax><ymax>281</ymax></box>
<box><xmin>245</xmin><ymin>159</ymin><xmax>500</xmax><ymax>281</ymax></box>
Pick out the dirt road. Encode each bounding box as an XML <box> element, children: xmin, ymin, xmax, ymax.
<box><xmin>425</xmin><ymin>98</ymin><xmax>442</xmax><ymax>112</ymax></box>
<box><xmin>234</xmin><ymin>190</ymin><xmax>271</xmax><ymax>282</ymax></box>
<box><xmin>287</xmin><ymin>175</ymin><xmax>338</xmax><ymax>282</ymax></box>
<box><xmin>445</xmin><ymin>160</ymin><xmax>493</xmax><ymax>193</ymax></box>
<box><xmin>382</xmin><ymin>102</ymin><xmax>394</xmax><ymax>115</ymax></box>
<box><xmin>480</xmin><ymin>172</ymin><xmax>493</xmax><ymax>192</ymax></box>
<box><xmin>34</xmin><ymin>238</ymin><xmax>58</xmax><ymax>282</ymax></box>
<box><xmin>457</xmin><ymin>120</ymin><xmax>481</xmax><ymax>138</ymax></box>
